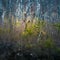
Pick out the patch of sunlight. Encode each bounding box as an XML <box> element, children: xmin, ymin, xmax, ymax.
<box><xmin>16</xmin><ymin>23</ymin><xmax>20</xmax><ymax>27</ymax></box>
<box><xmin>16</xmin><ymin>21</ymin><xmax>21</xmax><ymax>27</ymax></box>
<box><xmin>41</xmin><ymin>31</ymin><xmax>46</xmax><ymax>35</ymax></box>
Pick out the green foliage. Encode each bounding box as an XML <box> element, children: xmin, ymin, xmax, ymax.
<box><xmin>38</xmin><ymin>36</ymin><xmax>55</xmax><ymax>49</ymax></box>
<box><xmin>22</xmin><ymin>20</ymin><xmax>46</xmax><ymax>37</ymax></box>
<box><xmin>44</xmin><ymin>38</ymin><xmax>55</xmax><ymax>48</ymax></box>
<box><xmin>53</xmin><ymin>23</ymin><xmax>60</xmax><ymax>31</ymax></box>
<box><xmin>0</xmin><ymin>20</ymin><xmax>58</xmax><ymax>52</ymax></box>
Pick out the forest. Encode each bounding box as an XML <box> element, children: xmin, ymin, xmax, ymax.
<box><xmin>0</xmin><ymin>0</ymin><xmax>60</xmax><ymax>60</ymax></box>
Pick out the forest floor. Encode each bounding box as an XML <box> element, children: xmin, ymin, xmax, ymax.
<box><xmin>0</xmin><ymin>20</ymin><xmax>60</xmax><ymax>60</ymax></box>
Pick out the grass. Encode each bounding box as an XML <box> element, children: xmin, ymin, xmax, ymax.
<box><xmin>0</xmin><ymin>20</ymin><xmax>60</xmax><ymax>53</ymax></box>
<box><xmin>0</xmin><ymin>22</ymin><xmax>60</xmax><ymax>60</ymax></box>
